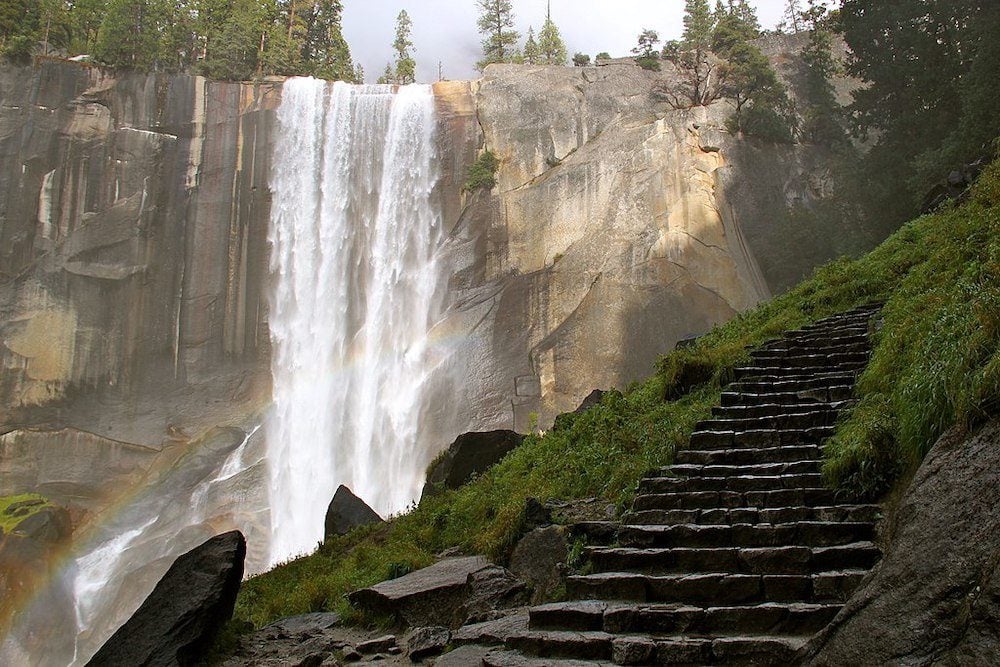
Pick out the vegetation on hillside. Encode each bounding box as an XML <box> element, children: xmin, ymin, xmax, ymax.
<box><xmin>0</xmin><ymin>494</ymin><xmax>53</xmax><ymax>533</ymax></box>
<box><xmin>232</xmin><ymin>158</ymin><xmax>1000</xmax><ymax>634</ymax></box>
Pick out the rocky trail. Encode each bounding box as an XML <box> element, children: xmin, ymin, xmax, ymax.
<box><xmin>477</xmin><ymin>303</ymin><xmax>885</xmax><ymax>665</ymax></box>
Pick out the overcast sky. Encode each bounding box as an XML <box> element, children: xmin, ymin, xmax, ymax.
<box><xmin>342</xmin><ymin>1</ymin><xmax>796</xmax><ymax>84</ymax></box>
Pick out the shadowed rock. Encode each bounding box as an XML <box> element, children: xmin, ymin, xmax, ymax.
<box><xmin>324</xmin><ymin>485</ymin><xmax>383</xmax><ymax>538</ymax></box>
<box><xmin>573</xmin><ymin>390</ymin><xmax>606</xmax><ymax>414</ymax></box>
<box><xmin>88</xmin><ymin>531</ymin><xmax>246</xmax><ymax>667</ymax></box>
<box><xmin>802</xmin><ymin>420</ymin><xmax>1000</xmax><ymax>664</ymax></box>
<box><xmin>423</xmin><ymin>431</ymin><xmax>525</xmax><ymax>499</ymax></box>
<box><xmin>348</xmin><ymin>556</ymin><xmax>527</xmax><ymax>628</ymax></box>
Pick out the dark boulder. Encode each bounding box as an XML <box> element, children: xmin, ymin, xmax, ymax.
<box><xmin>802</xmin><ymin>420</ymin><xmax>1000</xmax><ymax>664</ymax></box>
<box><xmin>572</xmin><ymin>390</ymin><xmax>606</xmax><ymax>414</ymax></box>
<box><xmin>88</xmin><ymin>531</ymin><xmax>246</xmax><ymax>667</ymax></box>
<box><xmin>422</xmin><ymin>431</ymin><xmax>525</xmax><ymax>498</ymax></box>
<box><xmin>324</xmin><ymin>485</ymin><xmax>383</xmax><ymax>538</ymax></box>
<box><xmin>407</xmin><ymin>626</ymin><xmax>450</xmax><ymax>661</ymax></box>
<box><xmin>509</xmin><ymin>526</ymin><xmax>569</xmax><ymax>604</ymax></box>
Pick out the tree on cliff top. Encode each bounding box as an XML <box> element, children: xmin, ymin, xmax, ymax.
<box><xmin>523</xmin><ymin>26</ymin><xmax>539</xmax><ymax>64</ymax></box>
<box><xmin>476</xmin><ymin>0</ymin><xmax>519</xmax><ymax>71</ymax></box>
<box><xmin>94</xmin><ymin>0</ymin><xmax>170</xmax><ymax>70</ymax></box>
<box><xmin>392</xmin><ymin>9</ymin><xmax>415</xmax><ymax>84</ymax></box>
<box><xmin>537</xmin><ymin>4</ymin><xmax>567</xmax><ymax>66</ymax></box>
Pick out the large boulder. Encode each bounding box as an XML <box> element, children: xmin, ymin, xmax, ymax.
<box><xmin>348</xmin><ymin>556</ymin><xmax>527</xmax><ymax>628</ymax></box>
<box><xmin>509</xmin><ymin>525</ymin><xmax>570</xmax><ymax>604</ymax></box>
<box><xmin>802</xmin><ymin>420</ymin><xmax>1000</xmax><ymax>664</ymax></box>
<box><xmin>88</xmin><ymin>531</ymin><xmax>246</xmax><ymax>667</ymax></box>
<box><xmin>324</xmin><ymin>485</ymin><xmax>382</xmax><ymax>538</ymax></box>
<box><xmin>422</xmin><ymin>431</ymin><xmax>525</xmax><ymax>498</ymax></box>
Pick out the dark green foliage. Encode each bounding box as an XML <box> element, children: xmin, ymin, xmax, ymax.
<box><xmin>632</xmin><ymin>30</ymin><xmax>661</xmax><ymax>71</ymax></box>
<box><xmin>595</xmin><ymin>51</ymin><xmax>611</xmax><ymax>61</ymax></box>
<box><xmin>841</xmin><ymin>0</ymin><xmax>1000</xmax><ymax>221</ymax></box>
<box><xmin>476</xmin><ymin>0</ymin><xmax>519</xmax><ymax>70</ymax></box>
<box><xmin>635</xmin><ymin>56</ymin><xmax>661</xmax><ymax>72</ymax></box>
<box><xmin>94</xmin><ymin>0</ymin><xmax>171</xmax><ymax>70</ymax></box>
<box><xmin>572</xmin><ymin>53</ymin><xmax>590</xmax><ymax>67</ymax></box>
<box><xmin>391</xmin><ymin>9</ymin><xmax>415</xmax><ymax>84</ymax></box>
<box><xmin>537</xmin><ymin>8</ymin><xmax>566</xmax><ymax>65</ymax></box>
<box><xmin>465</xmin><ymin>150</ymin><xmax>500</xmax><ymax>191</ymax></box>
<box><xmin>199</xmin><ymin>0</ymin><xmax>265</xmax><ymax>80</ymax></box>
<box><xmin>523</xmin><ymin>26</ymin><xmax>539</xmax><ymax>64</ymax></box>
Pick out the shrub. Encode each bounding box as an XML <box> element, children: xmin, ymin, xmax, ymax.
<box><xmin>634</xmin><ymin>56</ymin><xmax>661</xmax><ymax>72</ymax></box>
<box><xmin>465</xmin><ymin>150</ymin><xmax>500</xmax><ymax>191</ymax></box>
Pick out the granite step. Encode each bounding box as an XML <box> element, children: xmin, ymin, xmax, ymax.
<box><xmin>617</xmin><ymin>521</ymin><xmax>874</xmax><ymax>549</ymax></box>
<box><xmin>563</xmin><ymin>570</ymin><xmax>869</xmax><ymax>604</ymax></box>
<box><xmin>623</xmin><ymin>504</ymin><xmax>879</xmax><ymax>527</ymax></box>
<box><xmin>585</xmin><ymin>542</ymin><xmax>882</xmax><ymax>576</ymax></box>
<box><xmin>688</xmin><ymin>426</ymin><xmax>835</xmax><ymax>451</ymax></box>
<box><xmin>757</xmin><ymin>338</ymin><xmax>870</xmax><ymax>355</ymax></box>
<box><xmin>674</xmin><ymin>444</ymin><xmax>824</xmax><ymax>466</ymax></box>
<box><xmin>734</xmin><ymin>363</ymin><xmax>867</xmax><ymax>381</ymax></box>
<box><xmin>630</xmin><ymin>487</ymin><xmax>839</xmax><ymax>511</ymax></box>
<box><xmin>719</xmin><ymin>386</ymin><xmax>855</xmax><ymax>407</ymax></box>
<box><xmin>711</xmin><ymin>401</ymin><xmax>851</xmax><ymax>419</ymax></box>
<box><xmin>694</xmin><ymin>411</ymin><xmax>840</xmax><ymax>433</ymax></box>
<box><xmin>745</xmin><ymin>351</ymin><xmax>871</xmax><ymax>369</ymax></box>
<box><xmin>637</xmin><ymin>473</ymin><xmax>825</xmax><ymax>494</ymax></box>
<box><xmin>665</xmin><ymin>461</ymin><xmax>820</xmax><ymax>477</ymax></box>
<box><xmin>727</xmin><ymin>373</ymin><xmax>860</xmax><ymax>394</ymax></box>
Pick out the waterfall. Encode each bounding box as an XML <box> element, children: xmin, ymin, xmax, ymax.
<box><xmin>266</xmin><ymin>78</ymin><xmax>454</xmax><ymax>565</ymax></box>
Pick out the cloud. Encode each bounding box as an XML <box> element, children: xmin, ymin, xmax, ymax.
<box><xmin>343</xmin><ymin>0</ymin><xmax>793</xmax><ymax>84</ymax></box>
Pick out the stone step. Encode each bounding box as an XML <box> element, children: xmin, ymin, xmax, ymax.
<box><xmin>781</xmin><ymin>327</ymin><xmax>872</xmax><ymax>346</ymax></box>
<box><xmin>617</xmin><ymin>522</ymin><xmax>874</xmax><ymax>549</ymax></box>
<box><xmin>734</xmin><ymin>363</ymin><xmax>867</xmax><ymax>381</ymax></box>
<box><xmin>728</xmin><ymin>373</ymin><xmax>859</xmax><ymax>394</ymax></box>
<box><xmin>674</xmin><ymin>444</ymin><xmax>824</xmax><ymax>466</ymax></box>
<box><xmin>746</xmin><ymin>351</ymin><xmax>871</xmax><ymax>369</ymax></box>
<box><xmin>688</xmin><ymin>426</ymin><xmax>835</xmax><ymax>451</ymax></box>
<box><xmin>694</xmin><ymin>411</ymin><xmax>839</xmax><ymax>433</ymax></box>
<box><xmin>750</xmin><ymin>336</ymin><xmax>871</xmax><ymax>359</ymax></box>
<box><xmin>481</xmin><ymin>648</ymin><xmax>604</xmax><ymax>667</ymax></box>
<box><xmin>631</xmin><ymin>487</ymin><xmax>839</xmax><ymax>511</ymax></box>
<box><xmin>623</xmin><ymin>504</ymin><xmax>879</xmax><ymax>527</ymax></box>
<box><xmin>563</xmin><ymin>569</ymin><xmax>868</xmax><ymax>605</ymax></box>
<box><xmin>711</xmin><ymin>401</ymin><xmax>851</xmax><ymax>420</ymax></box>
<box><xmin>637</xmin><ymin>473</ymin><xmax>824</xmax><ymax>494</ymax></box>
<box><xmin>585</xmin><ymin>542</ymin><xmax>881</xmax><ymax>576</ymax></box>
<box><xmin>491</xmin><ymin>634</ymin><xmax>809</xmax><ymax>666</ymax></box>
<box><xmin>521</xmin><ymin>601</ymin><xmax>841</xmax><ymax>638</ymax></box>
<box><xmin>505</xmin><ymin>629</ymin><xmax>616</xmax><ymax>662</ymax></box>
<box><xmin>665</xmin><ymin>461</ymin><xmax>820</xmax><ymax>477</ymax></box>
<box><xmin>720</xmin><ymin>386</ymin><xmax>854</xmax><ymax>407</ymax></box>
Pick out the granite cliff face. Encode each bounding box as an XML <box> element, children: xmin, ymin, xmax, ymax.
<box><xmin>437</xmin><ymin>53</ymin><xmax>874</xmax><ymax>430</ymax></box>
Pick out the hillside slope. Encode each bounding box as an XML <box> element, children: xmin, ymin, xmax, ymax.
<box><xmin>232</xmin><ymin>161</ymin><xmax>999</xmax><ymax>631</ymax></box>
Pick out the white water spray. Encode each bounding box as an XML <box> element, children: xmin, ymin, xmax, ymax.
<box><xmin>266</xmin><ymin>79</ymin><xmax>455</xmax><ymax>565</ymax></box>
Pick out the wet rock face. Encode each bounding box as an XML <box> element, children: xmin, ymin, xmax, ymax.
<box><xmin>0</xmin><ymin>61</ymin><xmax>277</xmax><ymax>436</ymax></box>
<box><xmin>802</xmin><ymin>420</ymin><xmax>1000</xmax><ymax>664</ymax></box>
<box><xmin>0</xmin><ymin>501</ymin><xmax>72</xmax><ymax>627</ymax></box>
<box><xmin>87</xmin><ymin>530</ymin><xmax>247</xmax><ymax>667</ymax></box>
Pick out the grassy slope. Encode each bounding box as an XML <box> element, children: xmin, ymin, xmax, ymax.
<box><xmin>0</xmin><ymin>494</ymin><xmax>53</xmax><ymax>533</ymax></box>
<box><xmin>233</xmin><ymin>162</ymin><xmax>1000</xmax><ymax>630</ymax></box>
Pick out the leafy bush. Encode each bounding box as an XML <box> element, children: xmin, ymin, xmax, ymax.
<box><xmin>465</xmin><ymin>150</ymin><xmax>500</xmax><ymax>191</ymax></box>
<box><xmin>634</xmin><ymin>56</ymin><xmax>661</xmax><ymax>72</ymax></box>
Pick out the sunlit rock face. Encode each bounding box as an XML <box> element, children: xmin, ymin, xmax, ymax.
<box><xmin>437</xmin><ymin>56</ymin><xmax>871</xmax><ymax>431</ymax></box>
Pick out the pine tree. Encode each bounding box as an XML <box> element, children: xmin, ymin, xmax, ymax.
<box><xmin>94</xmin><ymin>0</ymin><xmax>169</xmax><ymax>70</ymax></box>
<box><xmin>377</xmin><ymin>62</ymin><xmax>394</xmax><ymax>84</ymax></box>
<box><xmin>392</xmin><ymin>9</ymin><xmax>415</xmax><ymax>84</ymax></box>
<box><xmin>537</xmin><ymin>3</ymin><xmax>566</xmax><ymax>65</ymax></box>
<box><xmin>523</xmin><ymin>26</ymin><xmax>539</xmax><ymax>64</ymax></box>
<box><xmin>682</xmin><ymin>0</ymin><xmax>714</xmax><ymax>50</ymax></box>
<box><xmin>476</xmin><ymin>0</ymin><xmax>519</xmax><ymax>71</ymax></box>
<box><xmin>781</xmin><ymin>0</ymin><xmax>803</xmax><ymax>33</ymax></box>
<box><xmin>199</xmin><ymin>0</ymin><xmax>265</xmax><ymax>79</ymax></box>
<box><xmin>353</xmin><ymin>63</ymin><xmax>364</xmax><ymax>84</ymax></box>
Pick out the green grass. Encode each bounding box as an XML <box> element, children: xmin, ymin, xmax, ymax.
<box><xmin>0</xmin><ymin>494</ymin><xmax>52</xmax><ymax>533</ymax></box>
<box><xmin>232</xmin><ymin>161</ymin><xmax>1000</xmax><ymax>635</ymax></box>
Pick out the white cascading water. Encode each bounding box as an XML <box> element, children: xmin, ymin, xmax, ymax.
<box><xmin>266</xmin><ymin>78</ymin><xmax>454</xmax><ymax>565</ymax></box>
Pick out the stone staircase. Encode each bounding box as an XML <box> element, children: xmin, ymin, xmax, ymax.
<box><xmin>488</xmin><ymin>304</ymin><xmax>883</xmax><ymax>666</ymax></box>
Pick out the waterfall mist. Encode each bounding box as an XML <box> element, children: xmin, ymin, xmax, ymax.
<box><xmin>266</xmin><ymin>78</ymin><xmax>459</xmax><ymax>565</ymax></box>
